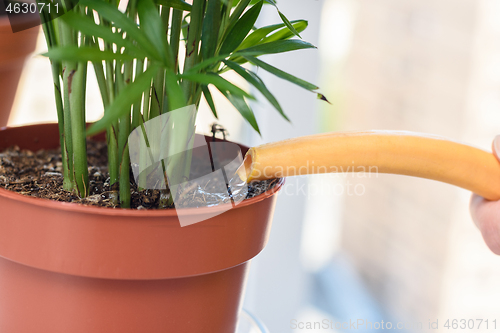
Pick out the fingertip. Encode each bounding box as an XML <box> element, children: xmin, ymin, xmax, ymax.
<box><xmin>479</xmin><ymin>218</ymin><xmax>500</xmax><ymax>256</ymax></box>
<box><xmin>470</xmin><ymin>193</ymin><xmax>485</xmax><ymax>228</ymax></box>
<box><xmin>492</xmin><ymin>135</ymin><xmax>500</xmax><ymax>161</ymax></box>
<box><xmin>469</xmin><ymin>194</ymin><xmax>500</xmax><ymax>255</ymax></box>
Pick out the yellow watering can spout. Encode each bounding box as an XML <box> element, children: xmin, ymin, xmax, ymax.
<box><xmin>237</xmin><ymin>131</ymin><xmax>500</xmax><ymax>201</ymax></box>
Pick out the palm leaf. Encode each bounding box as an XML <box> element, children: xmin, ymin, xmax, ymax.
<box><xmin>201</xmin><ymin>0</ymin><xmax>222</xmax><ymax>60</ymax></box>
<box><xmin>219</xmin><ymin>0</ymin><xmax>263</xmax><ymax>55</ymax></box>
<box><xmin>260</xmin><ymin>20</ymin><xmax>308</xmax><ymax>44</ymax></box>
<box><xmin>43</xmin><ymin>47</ymin><xmax>135</xmax><ymax>62</ymax></box>
<box><xmin>237</xmin><ymin>39</ymin><xmax>316</xmax><ymax>56</ymax></box>
<box><xmin>180</xmin><ymin>73</ymin><xmax>255</xmax><ymax>99</ymax></box>
<box><xmin>244</xmin><ymin>55</ymin><xmax>318</xmax><ymax>91</ymax></box>
<box><xmin>224</xmin><ymin>60</ymin><xmax>288</xmax><ymax>121</ymax></box>
<box><xmin>219</xmin><ymin>90</ymin><xmax>261</xmax><ymax>135</ymax></box>
<box><xmin>262</xmin><ymin>0</ymin><xmax>302</xmax><ymax>38</ymax></box>
<box><xmin>81</xmin><ymin>0</ymin><xmax>162</xmax><ymax>61</ymax></box>
<box><xmin>237</xmin><ymin>20</ymin><xmax>307</xmax><ymax>51</ymax></box>
<box><xmin>59</xmin><ymin>11</ymin><xmax>147</xmax><ymax>58</ymax></box>
<box><xmin>202</xmin><ymin>85</ymin><xmax>218</xmax><ymax>118</ymax></box>
<box><xmin>137</xmin><ymin>0</ymin><xmax>173</xmax><ymax>68</ymax></box>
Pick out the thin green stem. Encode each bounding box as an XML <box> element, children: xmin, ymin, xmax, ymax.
<box><xmin>93</xmin><ymin>59</ymin><xmax>110</xmax><ymax>108</ymax></box>
<box><xmin>150</xmin><ymin>69</ymin><xmax>164</xmax><ymax>119</ymax></box>
<box><xmin>220</xmin><ymin>0</ymin><xmax>232</xmax><ymax>36</ymax></box>
<box><xmin>154</xmin><ymin>5</ymin><xmax>171</xmax><ymax>116</ymax></box>
<box><xmin>161</xmin><ymin>5</ymin><xmax>171</xmax><ymax>35</ymax></box>
<box><xmin>50</xmin><ymin>62</ymin><xmax>71</xmax><ymax>184</ymax></box>
<box><xmin>158</xmin><ymin>159</ymin><xmax>170</xmax><ymax>208</ymax></box>
<box><xmin>58</xmin><ymin>18</ymin><xmax>75</xmax><ymax>191</ymax></box>
<box><xmin>119</xmin><ymin>141</ymin><xmax>131</xmax><ymax>207</ymax></box>
<box><xmin>67</xmin><ymin>6</ymin><xmax>90</xmax><ymax>197</ymax></box>
<box><xmin>106</xmin><ymin>84</ymin><xmax>119</xmax><ymax>199</ymax></box>
<box><xmin>132</xmin><ymin>59</ymin><xmax>144</xmax><ymax>129</ymax></box>
<box><xmin>142</xmin><ymin>59</ymin><xmax>152</xmax><ymax>122</ymax></box>
<box><xmin>69</xmin><ymin>61</ymin><xmax>89</xmax><ymax>197</ymax></box>
<box><xmin>90</xmin><ymin>35</ymin><xmax>109</xmax><ymax>108</ymax></box>
<box><xmin>182</xmin><ymin>0</ymin><xmax>205</xmax><ymax>97</ymax></box>
<box><xmin>128</xmin><ymin>0</ymin><xmax>141</xmax><ymax>128</ymax></box>
<box><xmin>98</xmin><ymin>12</ymin><xmax>119</xmax><ymax>199</ymax></box>
<box><xmin>118</xmin><ymin>61</ymin><xmax>133</xmax><ymax>208</ymax></box>
<box><xmin>39</xmin><ymin>11</ymin><xmax>71</xmax><ymax>187</ymax></box>
<box><xmin>105</xmin><ymin>60</ymin><xmax>115</xmax><ymax>105</ymax></box>
<box><xmin>107</xmin><ymin>126</ymin><xmax>119</xmax><ymax>203</ymax></box>
<box><xmin>137</xmin><ymin>120</ymin><xmax>149</xmax><ymax>191</ymax></box>
<box><xmin>170</xmin><ymin>9</ymin><xmax>183</xmax><ymax>73</ymax></box>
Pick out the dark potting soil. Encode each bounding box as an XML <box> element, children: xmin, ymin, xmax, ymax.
<box><xmin>0</xmin><ymin>140</ymin><xmax>279</xmax><ymax>209</ymax></box>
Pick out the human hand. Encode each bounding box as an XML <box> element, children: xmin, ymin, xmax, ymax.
<box><xmin>470</xmin><ymin>136</ymin><xmax>500</xmax><ymax>255</ymax></box>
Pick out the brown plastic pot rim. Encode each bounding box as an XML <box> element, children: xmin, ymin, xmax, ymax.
<box><xmin>0</xmin><ymin>180</ymin><xmax>284</xmax><ymax>217</ymax></box>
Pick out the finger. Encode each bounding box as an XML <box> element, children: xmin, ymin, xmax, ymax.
<box><xmin>492</xmin><ymin>135</ymin><xmax>500</xmax><ymax>162</ymax></box>
<box><xmin>470</xmin><ymin>193</ymin><xmax>500</xmax><ymax>255</ymax></box>
<box><xmin>470</xmin><ymin>193</ymin><xmax>485</xmax><ymax>229</ymax></box>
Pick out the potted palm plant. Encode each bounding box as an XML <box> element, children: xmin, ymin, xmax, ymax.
<box><xmin>0</xmin><ymin>0</ymin><xmax>325</xmax><ymax>331</ymax></box>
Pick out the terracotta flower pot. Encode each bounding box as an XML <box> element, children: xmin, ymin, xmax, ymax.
<box><xmin>0</xmin><ymin>123</ymin><xmax>283</xmax><ymax>333</ymax></box>
<box><xmin>0</xmin><ymin>15</ymin><xmax>39</xmax><ymax>127</ymax></box>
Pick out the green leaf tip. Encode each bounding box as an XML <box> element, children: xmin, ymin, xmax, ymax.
<box><xmin>317</xmin><ymin>93</ymin><xmax>331</xmax><ymax>104</ymax></box>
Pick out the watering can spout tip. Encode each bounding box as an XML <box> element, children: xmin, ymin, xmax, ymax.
<box><xmin>236</xmin><ymin>151</ymin><xmax>254</xmax><ymax>183</ymax></box>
